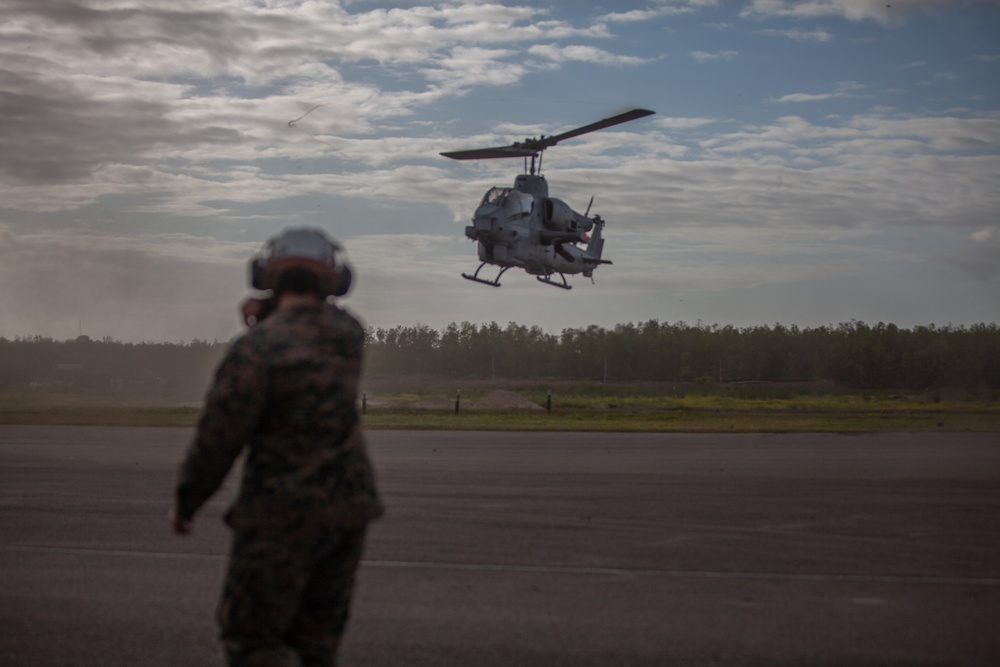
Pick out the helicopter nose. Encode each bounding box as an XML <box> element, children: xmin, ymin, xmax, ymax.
<box><xmin>470</xmin><ymin>212</ymin><xmax>492</xmax><ymax>236</ymax></box>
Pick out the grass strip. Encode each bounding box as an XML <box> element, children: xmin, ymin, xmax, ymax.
<box><xmin>2</xmin><ymin>407</ymin><xmax>996</xmax><ymax>432</ymax></box>
<box><xmin>1</xmin><ymin>392</ymin><xmax>997</xmax><ymax>432</ymax></box>
<box><xmin>360</xmin><ymin>408</ymin><xmax>1000</xmax><ymax>432</ymax></box>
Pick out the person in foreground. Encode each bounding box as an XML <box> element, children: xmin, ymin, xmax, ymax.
<box><xmin>169</xmin><ymin>227</ymin><xmax>383</xmax><ymax>667</ymax></box>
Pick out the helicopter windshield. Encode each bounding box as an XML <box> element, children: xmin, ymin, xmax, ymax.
<box><xmin>480</xmin><ymin>187</ymin><xmax>507</xmax><ymax>207</ymax></box>
<box><xmin>504</xmin><ymin>189</ymin><xmax>533</xmax><ymax>218</ymax></box>
<box><xmin>480</xmin><ymin>187</ymin><xmax>533</xmax><ymax>217</ymax></box>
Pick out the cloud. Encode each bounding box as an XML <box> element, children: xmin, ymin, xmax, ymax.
<box><xmin>4</xmin><ymin>101</ymin><xmax>997</xmax><ymax>339</ymax></box>
<box><xmin>0</xmin><ymin>0</ymin><xmax>659</xmax><ymax>209</ymax></box>
<box><xmin>758</xmin><ymin>27</ymin><xmax>834</xmax><ymax>42</ymax></box>
<box><xmin>971</xmin><ymin>227</ymin><xmax>998</xmax><ymax>243</ymax></box>
<box><xmin>741</xmin><ymin>0</ymin><xmax>997</xmax><ymax>26</ymax></box>
<box><xmin>0</xmin><ymin>2</ymin><xmax>577</xmax><ymax>170</ymax></box>
<box><xmin>943</xmin><ymin>226</ymin><xmax>1000</xmax><ymax>280</ymax></box>
<box><xmin>1</xmin><ymin>1</ymin><xmax>997</xmax><ymax>340</ymax></box>
<box><xmin>771</xmin><ymin>81</ymin><xmax>865</xmax><ymax>104</ymax></box>
<box><xmin>528</xmin><ymin>44</ymin><xmax>652</xmax><ymax>66</ymax></box>
<box><xmin>423</xmin><ymin>46</ymin><xmax>526</xmax><ymax>89</ymax></box>
<box><xmin>773</xmin><ymin>92</ymin><xmax>838</xmax><ymax>103</ymax></box>
<box><xmin>690</xmin><ymin>50</ymin><xmax>739</xmax><ymax>62</ymax></box>
<box><xmin>700</xmin><ymin>112</ymin><xmax>1000</xmax><ymax>161</ymax></box>
<box><xmin>655</xmin><ymin>117</ymin><xmax>721</xmax><ymax>130</ymax></box>
<box><xmin>599</xmin><ymin>1</ymin><xmax>721</xmax><ymax>23</ymax></box>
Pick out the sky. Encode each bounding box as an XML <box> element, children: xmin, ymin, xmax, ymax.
<box><xmin>1</xmin><ymin>0</ymin><xmax>998</xmax><ymax>343</ymax></box>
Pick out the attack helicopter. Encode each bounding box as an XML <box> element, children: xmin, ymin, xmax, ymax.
<box><xmin>441</xmin><ymin>108</ymin><xmax>655</xmax><ymax>289</ymax></box>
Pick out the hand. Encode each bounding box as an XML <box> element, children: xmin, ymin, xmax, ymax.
<box><xmin>168</xmin><ymin>509</ymin><xmax>193</xmax><ymax>536</ymax></box>
<box><xmin>240</xmin><ymin>297</ymin><xmax>273</xmax><ymax>327</ymax></box>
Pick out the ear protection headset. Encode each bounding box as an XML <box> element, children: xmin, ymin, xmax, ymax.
<box><xmin>249</xmin><ymin>227</ymin><xmax>352</xmax><ymax>297</ymax></box>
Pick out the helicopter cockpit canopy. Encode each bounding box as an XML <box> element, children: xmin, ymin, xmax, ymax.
<box><xmin>479</xmin><ymin>187</ymin><xmax>533</xmax><ymax>218</ymax></box>
<box><xmin>480</xmin><ymin>187</ymin><xmax>505</xmax><ymax>207</ymax></box>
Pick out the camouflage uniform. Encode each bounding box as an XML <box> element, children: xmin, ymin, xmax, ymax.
<box><xmin>175</xmin><ymin>302</ymin><xmax>383</xmax><ymax>667</ymax></box>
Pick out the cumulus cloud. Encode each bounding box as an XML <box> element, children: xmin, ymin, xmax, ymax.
<box><xmin>758</xmin><ymin>27</ymin><xmax>834</xmax><ymax>41</ymax></box>
<box><xmin>774</xmin><ymin>92</ymin><xmax>838</xmax><ymax>103</ymax></box>
<box><xmin>656</xmin><ymin>117</ymin><xmax>721</xmax><ymax>130</ymax></box>
<box><xmin>771</xmin><ymin>81</ymin><xmax>865</xmax><ymax>104</ymax></box>
<box><xmin>528</xmin><ymin>44</ymin><xmax>652</xmax><ymax>65</ymax></box>
<box><xmin>1</xmin><ymin>1</ymin><xmax>997</xmax><ymax>339</ymax></box>
<box><xmin>0</xmin><ymin>0</ymin><xmax>627</xmax><ymax>200</ymax></box>
<box><xmin>599</xmin><ymin>0</ymin><xmax>721</xmax><ymax>23</ymax></box>
<box><xmin>690</xmin><ymin>50</ymin><xmax>739</xmax><ymax>62</ymax></box>
<box><xmin>971</xmin><ymin>227</ymin><xmax>998</xmax><ymax>243</ymax></box>
<box><xmin>741</xmin><ymin>0</ymin><xmax>997</xmax><ymax>26</ymax></box>
<box><xmin>943</xmin><ymin>226</ymin><xmax>1000</xmax><ymax>280</ymax></box>
<box><xmin>423</xmin><ymin>46</ymin><xmax>526</xmax><ymax>89</ymax></box>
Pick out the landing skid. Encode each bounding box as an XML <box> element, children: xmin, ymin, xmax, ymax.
<box><xmin>537</xmin><ymin>272</ymin><xmax>572</xmax><ymax>290</ymax></box>
<box><xmin>462</xmin><ymin>263</ymin><xmax>509</xmax><ymax>287</ymax></box>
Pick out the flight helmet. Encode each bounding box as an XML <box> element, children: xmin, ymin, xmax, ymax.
<box><xmin>249</xmin><ymin>227</ymin><xmax>352</xmax><ymax>297</ymax></box>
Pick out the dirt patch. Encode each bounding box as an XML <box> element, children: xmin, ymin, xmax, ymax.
<box><xmin>359</xmin><ymin>394</ymin><xmax>457</xmax><ymax>410</ymax></box>
<box><xmin>410</xmin><ymin>397</ymin><xmax>456</xmax><ymax>410</ymax></box>
<box><xmin>469</xmin><ymin>390</ymin><xmax>543</xmax><ymax>411</ymax></box>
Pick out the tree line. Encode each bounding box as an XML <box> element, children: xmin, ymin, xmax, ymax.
<box><xmin>2</xmin><ymin>320</ymin><xmax>997</xmax><ymax>392</ymax></box>
<box><xmin>364</xmin><ymin>320</ymin><xmax>999</xmax><ymax>389</ymax></box>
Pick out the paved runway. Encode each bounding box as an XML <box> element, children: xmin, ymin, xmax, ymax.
<box><xmin>1</xmin><ymin>425</ymin><xmax>998</xmax><ymax>666</ymax></box>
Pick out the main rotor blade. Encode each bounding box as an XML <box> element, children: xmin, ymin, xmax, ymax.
<box><xmin>440</xmin><ymin>108</ymin><xmax>655</xmax><ymax>161</ymax></box>
<box><xmin>440</xmin><ymin>146</ymin><xmax>537</xmax><ymax>160</ymax></box>
<box><xmin>527</xmin><ymin>108</ymin><xmax>655</xmax><ymax>151</ymax></box>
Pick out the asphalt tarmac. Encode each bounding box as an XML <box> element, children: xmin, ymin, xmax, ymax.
<box><xmin>1</xmin><ymin>425</ymin><xmax>998</xmax><ymax>666</ymax></box>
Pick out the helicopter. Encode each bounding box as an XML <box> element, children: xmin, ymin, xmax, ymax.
<box><xmin>441</xmin><ymin>108</ymin><xmax>655</xmax><ymax>289</ymax></box>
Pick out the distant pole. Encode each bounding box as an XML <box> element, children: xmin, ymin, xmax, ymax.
<box><xmin>455</xmin><ymin>390</ymin><xmax>461</xmax><ymax>414</ymax></box>
<box><xmin>362</xmin><ymin>393</ymin><xmax>367</xmax><ymax>415</ymax></box>
<box><xmin>546</xmin><ymin>389</ymin><xmax>552</xmax><ymax>414</ymax></box>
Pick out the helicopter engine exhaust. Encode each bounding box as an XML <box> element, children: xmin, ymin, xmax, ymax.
<box><xmin>542</xmin><ymin>197</ymin><xmax>594</xmax><ymax>236</ymax></box>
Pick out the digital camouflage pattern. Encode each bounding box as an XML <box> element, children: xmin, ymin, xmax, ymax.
<box><xmin>175</xmin><ymin>301</ymin><xmax>382</xmax><ymax>667</ymax></box>
<box><xmin>217</xmin><ymin>527</ymin><xmax>366</xmax><ymax>667</ymax></box>
<box><xmin>175</xmin><ymin>301</ymin><xmax>383</xmax><ymax>529</ymax></box>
